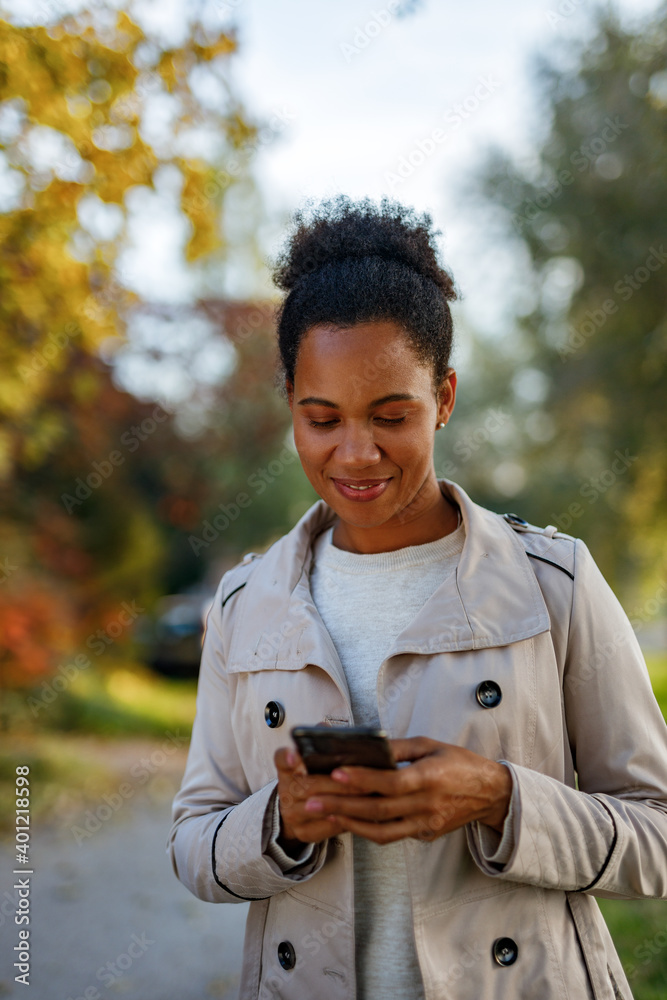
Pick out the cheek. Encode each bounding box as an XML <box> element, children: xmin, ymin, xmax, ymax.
<box><xmin>293</xmin><ymin>428</ymin><xmax>326</xmax><ymax>469</ymax></box>
<box><xmin>394</xmin><ymin>428</ymin><xmax>434</xmax><ymax>466</ymax></box>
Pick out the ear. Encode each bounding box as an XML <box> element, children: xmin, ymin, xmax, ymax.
<box><xmin>285</xmin><ymin>378</ymin><xmax>294</xmax><ymax>412</ymax></box>
<box><xmin>436</xmin><ymin>368</ymin><xmax>457</xmax><ymax>427</ymax></box>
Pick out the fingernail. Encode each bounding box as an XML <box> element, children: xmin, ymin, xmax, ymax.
<box><xmin>305</xmin><ymin>799</ymin><xmax>323</xmax><ymax>813</ymax></box>
<box><xmin>286</xmin><ymin>750</ymin><xmax>296</xmax><ymax>767</ymax></box>
<box><xmin>331</xmin><ymin>769</ymin><xmax>349</xmax><ymax>782</ymax></box>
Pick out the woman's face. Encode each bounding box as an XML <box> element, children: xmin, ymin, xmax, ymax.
<box><xmin>287</xmin><ymin>320</ymin><xmax>456</xmax><ymax>551</ymax></box>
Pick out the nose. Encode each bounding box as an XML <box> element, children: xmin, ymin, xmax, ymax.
<box><xmin>335</xmin><ymin>421</ymin><xmax>382</xmax><ymax>468</ymax></box>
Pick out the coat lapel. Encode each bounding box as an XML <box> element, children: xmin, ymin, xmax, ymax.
<box><xmin>226</xmin><ymin>479</ymin><xmax>551</xmax><ymax>677</ymax></box>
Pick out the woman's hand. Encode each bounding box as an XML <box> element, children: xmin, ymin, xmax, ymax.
<box><xmin>297</xmin><ymin>736</ymin><xmax>513</xmax><ymax>845</ymax></box>
<box><xmin>274</xmin><ymin>747</ymin><xmax>350</xmax><ymax>854</ymax></box>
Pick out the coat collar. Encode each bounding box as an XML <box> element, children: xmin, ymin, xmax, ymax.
<box><xmin>226</xmin><ymin>479</ymin><xmax>550</xmax><ymax>675</ymax></box>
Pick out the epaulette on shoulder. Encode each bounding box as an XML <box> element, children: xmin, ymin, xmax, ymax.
<box><xmin>502</xmin><ymin>512</ymin><xmax>575</xmax><ymax>581</ymax></box>
<box><xmin>220</xmin><ymin>551</ymin><xmax>264</xmax><ymax>610</ymax></box>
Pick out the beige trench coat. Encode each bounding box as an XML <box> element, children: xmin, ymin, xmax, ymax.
<box><xmin>167</xmin><ymin>479</ymin><xmax>667</xmax><ymax>1000</ymax></box>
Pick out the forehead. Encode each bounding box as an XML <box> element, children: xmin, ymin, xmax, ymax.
<box><xmin>295</xmin><ymin>320</ymin><xmax>432</xmax><ymax>394</ymax></box>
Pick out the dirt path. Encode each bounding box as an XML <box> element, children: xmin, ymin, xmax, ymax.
<box><xmin>0</xmin><ymin>738</ymin><xmax>249</xmax><ymax>1000</ymax></box>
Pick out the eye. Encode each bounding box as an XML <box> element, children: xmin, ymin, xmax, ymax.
<box><xmin>306</xmin><ymin>416</ymin><xmax>407</xmax><ymax>428</ymax></box>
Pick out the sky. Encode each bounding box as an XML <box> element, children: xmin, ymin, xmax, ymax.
<box><xmin>122</xmin><ymin>0</ymin><xmax>662</xmax><ymax>339</ymax></box>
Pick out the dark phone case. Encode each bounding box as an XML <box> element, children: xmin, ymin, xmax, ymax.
<box><xmin>291</xmin><ymin>725</ymin><xmax>397</xmax><ymax>774</ymax></box>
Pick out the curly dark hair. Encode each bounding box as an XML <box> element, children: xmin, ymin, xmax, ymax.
<box><xmin>273</xmin><ymin>195</ymin><xmax>458</xmax><ymax>395</ymax></box>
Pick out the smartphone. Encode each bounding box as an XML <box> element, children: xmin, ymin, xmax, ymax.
<box><xmin>291</xmin><ymin>725</ymin><xmax>397</xmax><ymax>775</ymax></box>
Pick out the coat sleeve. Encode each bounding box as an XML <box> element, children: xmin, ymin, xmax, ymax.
<box><xmin>166</xmin><ymin>572</ymin><xmax>328</xmax><ymax>903</ymax></box>
<box><xmin>468</xmin><ymin>537</ymin><xmax>667</xmax><ymax>898</ymax></box>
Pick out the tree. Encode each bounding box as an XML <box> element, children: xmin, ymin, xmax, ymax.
<box><xmin>1</xmin><ymin>4</ymin><xmax>255</xmax><ymax>467</ymax></box>
<box><xmin>0</xmin><ymin>3</ymin><xmax>263</xmax><ymax>687</ymax></box>
<box><xmin>464</xmin><ymin>3</ymin><xmax>667</xmax><ymax>600</ymax></box>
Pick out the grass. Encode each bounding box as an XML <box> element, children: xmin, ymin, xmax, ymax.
<box><xmin>645</xmin><ymin>652</ymin><xmax>667</xmax><ymax>718</ymax></box>
<box><xmin>595</xmin><ymin>653</ymin><xmax>667</xmax><ymax>998</ymax></box>
<box><xmin>598</xmin><ymin>898</ymin><xmax>667</xmax><ymax>998</ymax></box>
<box><xmin>0</xmin><ymin>662</ymin><xmax>197</xmax><ymax>836</ymax></box>
<box><xmin>3</xmin><ymin>660</ymin><xmax>197</xmax><ymax>738</ymax></box>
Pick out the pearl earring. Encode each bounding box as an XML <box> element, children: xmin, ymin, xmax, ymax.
<box><xmin>437</xmin><ymin>422</ymin><xmax>446</xmax><ymax>429</ymax></box>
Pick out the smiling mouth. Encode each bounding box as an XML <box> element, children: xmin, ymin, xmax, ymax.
<box><xmin>333</xmin><ymin>478</ymin><xmax>391</xmax><ymax>489</ymax></box>
<box><xmin>330</xmin><ymin>477</ymin><xmax>393</xmax><ymax>501</ymax></box>
<box><xmin>342</xmin><ymin>482</ymin><xmax>379</xmax><ymax>491</ymax></box>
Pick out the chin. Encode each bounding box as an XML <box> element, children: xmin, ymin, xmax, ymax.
<box><xmin>324</xmin><ymin>493</ymin><xmax>395</xmax><ymax>526</ymax></box>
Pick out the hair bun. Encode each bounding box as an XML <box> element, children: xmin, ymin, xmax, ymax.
<box><xmin>273</xmin><ymin>195</ymin><xmax>457</xmax><ymax>301</ymax></box>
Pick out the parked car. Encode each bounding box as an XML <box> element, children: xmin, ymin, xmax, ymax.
<box><xmin>142</xmin><ymin>592</ymin><xmax>214</xmax><ymax>677</ymax></box>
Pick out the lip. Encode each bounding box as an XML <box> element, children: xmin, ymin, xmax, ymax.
<box><xmin>331</xmin><ymin>477</ymin><xmax>392</xmax><ymax>502</ymax></box>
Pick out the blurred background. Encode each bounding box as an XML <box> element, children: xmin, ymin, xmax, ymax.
<box><xmin>0</xmin><ymin>0</ymin><xmax>666</xmax><ymax>996</ymax></box>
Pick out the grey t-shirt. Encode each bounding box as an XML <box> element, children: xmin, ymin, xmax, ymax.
<box><xmin>309</xmin><ymin>521</ymin><xmax>466</xmax><ymax>1000</ymax></box>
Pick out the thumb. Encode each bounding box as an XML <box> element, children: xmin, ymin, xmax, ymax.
<box><xmin>274</xmin><ymin>745</ymin><xmax>307</xmax><ymax>775</ymax></box>
<box><xmin>389</xmin><ymin>736</ymin><xmax>440</xmax><ymax>763</ymax></box>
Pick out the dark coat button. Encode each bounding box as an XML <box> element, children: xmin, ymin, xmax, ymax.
<box><xmin>264</xmin><ymin>701</ymin><xmax>285</xmax><ymax>728</ymax></box>
<box><xmin>493</xmin><ymin>937</ymin><xmax>518</xmax><ymax>966</ymax></box>
<box><xmin>277</xmin><ymin>940</ymin><xmax>296</xmax><ymax>970</ymax></box>
<box><xmin>476</xmin><ymin>680</ymin><xmax>502</xmax><ymax>709</ymax></box>
<box><xmin>504</xmin><ymin>512</ymin><xmax>528</xmax><ymax>526</ymax></box>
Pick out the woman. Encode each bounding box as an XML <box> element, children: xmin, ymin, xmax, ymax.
<box><xmin>168</xmin><ymin>197</ymin><xmax>667</xmax><ymax>1000</ymax></box>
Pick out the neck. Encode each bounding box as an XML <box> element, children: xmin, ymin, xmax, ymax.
<box><xmin>331</xmin><ymin>481</ymin><xmax>460</xmax><ymax>554</ymax></box>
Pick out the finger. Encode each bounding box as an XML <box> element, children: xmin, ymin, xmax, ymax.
<box><xmin>330</xmin><ymin>760</ymin><xmax>424</xmax><ymax>797</ymax></box>
<box><xmin>336</xmin><ymin>809</ymin><xmax>453</xmax><ymax>843</ymax></box>
<box><xmin>305</xmin><ymin>791</ymin><xmax>429</xmax><ymax>822</ymax></box>
<box><xmin>282</xmin><ymin>770</ymin><xmax>361</xmax><ymax>806</ymax></box>
<box><xmin>334</xmin><ymin>814</ymin><xmax>421</xmax><ymax>845</ymax></box>
<box><xmin>290</xmin><ymin>815</ymin><xmax>346</xmax><ymax>843</ymax></box>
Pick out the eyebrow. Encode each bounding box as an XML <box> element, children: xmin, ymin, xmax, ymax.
<box><xmin>297</xmin><ymin>393</ymin><xmax>419</xmax><ymax>408</ymax></box>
